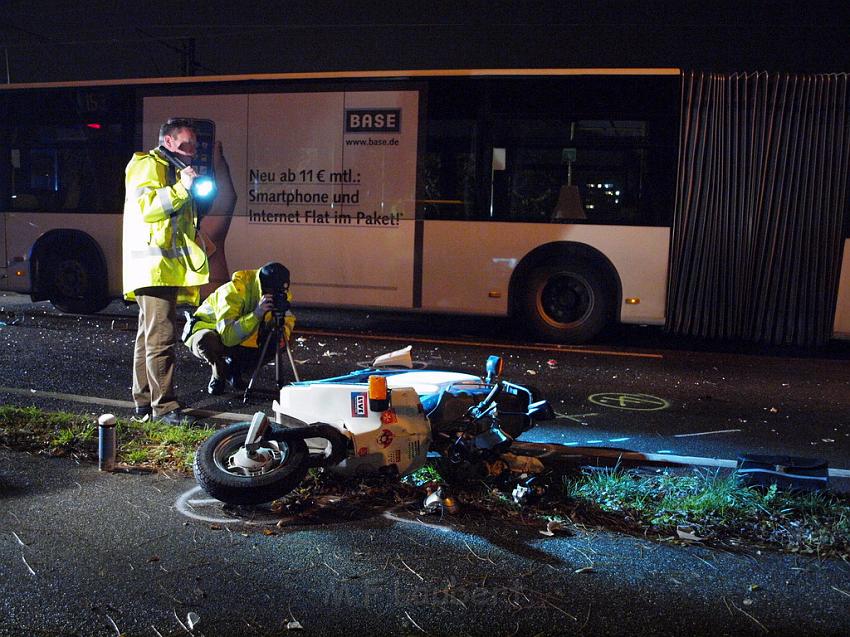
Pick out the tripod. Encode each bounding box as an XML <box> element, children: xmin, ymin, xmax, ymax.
<box><xmin>242</xmin><ymin>310</ymin><xmax>300</xmax><ymax>403</ymax></box>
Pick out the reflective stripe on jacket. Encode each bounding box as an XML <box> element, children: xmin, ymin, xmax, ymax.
<box><xmin>185</xmin><ymin>269</ymin><xmax>295</xmax><ymax>349</ymax></box>
<box><xmin>122</xmin><ymin>148</ymin><xmax>209</xmax><ymax>304</ymax></box>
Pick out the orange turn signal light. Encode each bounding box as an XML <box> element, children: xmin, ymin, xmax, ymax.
<box><xmin>368</xmin><ymin>375</ymin><xmax>390</xmax><ymax>412</ymax></box>
<box><xmin>368</xmin><ymin>375</ymin><xmax>387</xmax><ymax>400</ymax></box>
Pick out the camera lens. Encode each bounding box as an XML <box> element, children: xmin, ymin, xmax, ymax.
<box><xmin>272</xmin><ymin>291</ymin><xmax>288</xmax><ymax>315</ymax></box>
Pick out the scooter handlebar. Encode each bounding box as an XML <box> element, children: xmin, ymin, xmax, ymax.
<box><xmin>468</xmin><ymin>381</ymin><xmax>502</xmax><ymax>420</ymax></box>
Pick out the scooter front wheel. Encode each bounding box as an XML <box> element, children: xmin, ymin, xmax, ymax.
<box><xmin>194</xmin><ymin>422</ymin><xmax>309</xmax><ymax>505</ymax></box>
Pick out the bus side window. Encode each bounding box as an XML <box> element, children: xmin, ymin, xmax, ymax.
<box><xmin>419</xmin><ymin>119</ymin><xmax>479</xmax><ymax>220</ymax></box>
<box><xmin>552</xmin><ymin>184</ymin><xmax>586</xmax><ymax>220</ymax></box>
<box><xmin>10</xmin><ymin>144</ymin><xmax>124</xmax><ymax>213</ymax></box>
<box><xmin>28</xmin><ymin>149</ymin><xmax>58</xmax><ymax>191</ymax></box>
<box><xmin>10</xmin><ymin>148</ymin><xmax>59</xmax><ymax>210</ymax></box>
<box><xmin>492</xmin><ymin>120</ymin><xmax>651</xmax><ymax>224</ymax></box>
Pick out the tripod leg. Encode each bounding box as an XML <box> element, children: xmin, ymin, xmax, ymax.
<box><xmin>275</xmin><ymin>327</ymin><xmax>284</xmax><ymax>390</ymax></box>
<box><xmin>242</xmin><ymin>327</ymin><xmax>276</xmax><ymax>404</ymax></box>
<box><xmin>285</xmin><ymin>337</ymin><xmax>301</xmax><ymax>382</ymax></box>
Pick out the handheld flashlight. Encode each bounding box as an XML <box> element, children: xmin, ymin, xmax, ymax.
<box><xmin>157</xmin><ymin>145</ymin><xmax>217</xmax><ymax>200</ymax></box>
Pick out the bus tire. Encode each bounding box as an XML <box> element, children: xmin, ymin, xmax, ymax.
<box><xmin>46</xmin><ymin>251</ymin><xmax>109</xmax><ymax>314</ymax></box>
<box><xmin>521</xmin><ymin>261</ymin><xmax>612</xmax><ymax>343</ymax></box>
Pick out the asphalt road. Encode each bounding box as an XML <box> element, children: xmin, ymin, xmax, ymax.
<box><xmin>1</xmin><ymin>294</ymin><xmax>850</xmax><ymax>635</ymax></box>
<box><xmin>3</xmin><ymin>449</ymin><xmax>850</xmax><ymax>637</ymax></box>
<box><xmin>1</xmin><ymin>293</ymin><xmax>848</xmax><ymax>474</ymax></box>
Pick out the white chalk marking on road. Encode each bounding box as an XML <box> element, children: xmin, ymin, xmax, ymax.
<box><xmin>674</xmin><ymin>429</ymin><xmax>742</xmax><ymax>438</ymax></box>
<box><xmin>382</xmin><ymin>509</ymin><xmax>452</xmax><ymax>532</ymax></box>
<box><xmin>175</xmin><ymin>487</ymin><xmax>242</xmax><ymax>524</ymax></box>
<box><xmin>0</xmin><ymin>386</ymin><xmax>251</xmax><ymax>422</ymax></box>
<box><xmin>178</xmin><ymin>487</ymin><xmax>455</xmax><ymax>530</ymax></box>
<box><xmin>174</xmin><ymin>486</ymin><xmax>281</xmax><ymax>525</ymax></box>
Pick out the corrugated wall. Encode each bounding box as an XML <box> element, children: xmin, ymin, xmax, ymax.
<box><xmin>667</xmin><ymin>72</ymin><xmax>850</xmax><ymax>346</ymax></box>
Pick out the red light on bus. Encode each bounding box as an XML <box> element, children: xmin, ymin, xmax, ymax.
<box><xmin>86</xmin><ymin>123</ymin><xmax>102</xmax><ymax>129</ymax></box>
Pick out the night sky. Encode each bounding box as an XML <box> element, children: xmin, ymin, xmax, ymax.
<box><xmin>2</xmin><ymin>1</ymin><xmax>849</xmax><ymax>84</ymax></box>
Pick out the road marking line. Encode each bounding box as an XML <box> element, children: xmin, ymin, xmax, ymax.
<box><xmin>5</xmin><ymin>387</ymin><xmax>849</xmax><ymax>479</ymax></box>
<box><xmin>0</xmin><ymin>304</ymin><xmax>665</xmax><ymax>359</ymax></box>
<box><xmin>555</xmin><ymin>411</ymin><xmax>600</xmax><ymax>422</ymax></box>
<box><xmin>674</xmin><ymin>429</ymin><xmax>743</xmax><ymax>437</ymax></box>
<box><xmin>512</xmin><ymin>442</ymin><xmax>850</xmax><ymax>478</ymax></box>
<box><xmin>299</xmin><ymin>328</ymin><xmax>664</xmax><ymax>359</ymax></box>
<box><xmin>0</xmin><ymin>386</ymin><xmax>251</xmax><ymax>422</ymax></box>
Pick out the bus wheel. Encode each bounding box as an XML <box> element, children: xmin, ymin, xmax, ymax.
<box><xmin>47</xmin><ymin>253</ymin><xmax>109</xmax><ymax>314</ymax></box>
<box><xmin>522</xmin><ymin>261</ymin><xmax>612</xmax><ymax>343</ymax></box>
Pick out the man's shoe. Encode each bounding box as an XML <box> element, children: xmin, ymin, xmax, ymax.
<box><xmin>156</xmin><ymin>409</ymin><xmax>200</xmax><ymax>426</ymax></box>
<box><xmin>226</xmin><ymin>373</ymin><xmax>246</xmax><ymax>390</ymax></box>
<box><xmin>224</xmin><ymin>357</ymin><xmax>246</xmax><ymax>390</ymax></box>
<box><xmin>131</xmin><ymin>405</ymin><xmax>152</xmax><ymax>422</ymax></box>
<box><xmin>208</xmin><ymin>376</ymin><xmax>225</xmax><ymax>396</ymax></box>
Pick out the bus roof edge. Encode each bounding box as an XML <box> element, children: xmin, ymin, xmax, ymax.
<box><xmin>0</xmin><ymin>68</ymin><xmax>682</xmax><ymax>90</ymax></box>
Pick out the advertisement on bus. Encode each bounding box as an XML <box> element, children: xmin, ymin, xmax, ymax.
<box><xmin>143</xmin><ymin>90</ymin><xmax>419</xmax><ymax>308</ymax></box>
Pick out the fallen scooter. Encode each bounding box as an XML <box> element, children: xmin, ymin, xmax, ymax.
<box><xmin>193</xmin><ymin>347</ymin><xmax>554</xmax><ymax>505</ymax></box>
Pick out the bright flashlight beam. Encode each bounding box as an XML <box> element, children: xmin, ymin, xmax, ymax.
<box><xmin>193</xmin><ymin>177</ymin><xmax>216</xmax><ymax>199</ymax></box>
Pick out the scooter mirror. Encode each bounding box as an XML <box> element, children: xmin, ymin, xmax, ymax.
<box><xmin>485</xmin><ymin>355</ymin><xmax>503</xmax><ymax>383</ymax></box>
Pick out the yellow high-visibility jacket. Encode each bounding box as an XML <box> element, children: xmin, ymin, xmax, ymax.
<box><xmin>185</xmin><ymin>269</ymin><xmax>295</xmax><ymax>349</ymax></box>
<box><xmin>122</xmin><ymin>148</ymin><xmax>209</xmax><ymax>304</ymax></box>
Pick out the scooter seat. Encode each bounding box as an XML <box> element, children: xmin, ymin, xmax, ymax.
<box><xmin>422</xmin><ymin>387</ymin><xmax>479</xmax><ymax>429</ymax></box>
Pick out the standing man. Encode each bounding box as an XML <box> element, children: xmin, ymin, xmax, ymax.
<box><xmin>123</xmin><ymin>118</ymin><xmax>209</xmax><ymax>425</ymax></box>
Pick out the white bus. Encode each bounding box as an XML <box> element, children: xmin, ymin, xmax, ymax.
<box><xmin>1</xmin><ymin>69</ymin><xmax>848</xmax><ymax>346</ymax></box>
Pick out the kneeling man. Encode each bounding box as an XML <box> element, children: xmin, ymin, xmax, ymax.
<box><xmin>184</xmin><ymin>262</ymin><xmax>295</xmax><ymax>394</ymax></box>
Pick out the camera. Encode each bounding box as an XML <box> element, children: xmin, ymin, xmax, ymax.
<box><xmin>270</xmin><ymin>290</ymin><xmax>290</xmax><ymax>317</ymax></box>
<box><xmin>258</xmin><ymin>262</ymin><xmax>291</xmax><ymax>321</ymax></box>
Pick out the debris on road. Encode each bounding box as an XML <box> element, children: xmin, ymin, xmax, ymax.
<box><xmin>500</xmin><ymin>452</ymin><xmax>545</xmax><ymax>474</ymax></box>
<box><xmin>512</xmin><ymin>474</ymin><xmax>544</xmax><ymax>505</ymax></box>
<box><xmin>539</xmin><ymin>520</ymin><xmax>570</xmax><ymax>537</ymax></box>
<box><xmin>422</xmin><ymin>486</ymin><xmax>460</xmax><ymax>514</ymax></box>
<box><xmin>676</xmin><ymin>526</ymin><xmax>707</xmax><ymax>542</ymax></box>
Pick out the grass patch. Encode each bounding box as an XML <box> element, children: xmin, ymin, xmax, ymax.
<box><xmin>564</xmin><ymin>466</ymin><xmax>850</xmax><ymax>557</ymax></box>
<box><xmin>402</xmin><ymin>463</ymin><xmax>445</xmax><ymax>487</ymax></box>
<box><xmin>2</xmin><ymin>405</ymin><xmax>849</xmax><ymax>557</ymax></box>
<box><xmin>0</xmin><ymin>405</ymin><xmax>212</xmax><ymax>472</ymax></box>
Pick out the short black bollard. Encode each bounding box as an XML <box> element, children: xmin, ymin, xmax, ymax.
<box><xmin>98</xmin><ymin>414</ymin><xmax>117</xmax><ymax>472</ymax></box>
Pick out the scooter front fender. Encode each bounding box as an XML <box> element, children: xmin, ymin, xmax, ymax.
<box><xmin>267</xmin><ymin>423</ymin><xmax>350</xmax><ymax>468</ymax></box>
